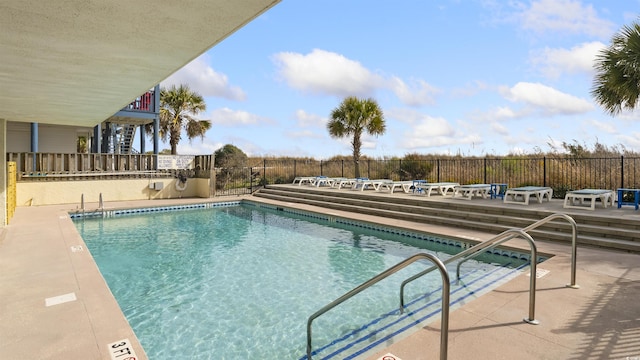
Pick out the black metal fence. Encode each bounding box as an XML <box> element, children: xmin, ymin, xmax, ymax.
<box><xmin>248</xmin><ymin>157</ymin><xmax>640</xmax><ymax>198</ymax></box>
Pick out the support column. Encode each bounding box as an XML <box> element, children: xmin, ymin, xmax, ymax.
<box><xmin>153</xmin><ymin>84</ymin><xmax>161</xmax><ymax>169</ymax></box>
<box><xmin>153</xmin><ymin>84</ymin><xmax>160</xmax><ymax>156</ymax></box>
<box><xmin>1</xmin><ymin>119</ymin><xmax>7</xmax><ymax>227</ymax></box>
<box><xmin>153</xmin><ymin>117</ymin><xmax>159</xmax><ymax>155</ymax></box>
<box><xmin>30</xmin><ymin>123</ymin><xmax>38</xmax><ymax>172</ymax></box>
<box><xmin>30</xmin><ymin>123</ymin><xmax>38</xmax><ymax>152</ymax></box>
<box><xmin>93</xmin><ymin>124</ymin><xmax>101</xmax><ymax>153</ymax></box>
<box><xmin>101</xmin><ymin>122</ymin><xmax>111</xmax><ymax>153</ymax></box>
<box><xmin>139</xmin><ymin>125</ymin><xmax>146</xmax><ymax>154</ymax></box>
<box><xmin>153</xmin><ymin>117</ymin><xmax>159</xmax><ymax>169</ymax></box>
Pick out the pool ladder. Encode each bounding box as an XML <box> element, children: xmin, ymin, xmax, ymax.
<box><xmin>306</xmin><ymin>213</ymin><xmax>579</xmax><ymax>360</ymax></box>
<box><xmin>80</xmin><ymin>193</ymin><xmax>105</xmax><ymax>216</ymax></box>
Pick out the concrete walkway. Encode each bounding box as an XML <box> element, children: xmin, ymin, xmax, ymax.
<box><xmin>0</xmin><ymin>196</ymin><xmax>639</xmax><ymax>359</ymax></box>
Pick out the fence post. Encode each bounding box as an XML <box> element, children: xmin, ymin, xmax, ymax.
<box><xmin>484</xmin><ymin>158</ymin><xmax>487</xmax><ymax>184</ymax></box>
<box><xmin>293</xmin><ymin>159</ymin><xmax>296</xmax><ymax>179</ymax></box>
<box><xmin>250</xmin><ymin>167</ymin><xmax>253</xmax><ymax>193</ymax></box>
<box><xmin>621</xmin><ymin>155</ymin><xmax>624</xmax><ymax>188</ymax></box>
<box><xmin>543</xmin><ymin>156</ymin><xmax>547</xmax><ymax>187</ymax></box>
<box><xmin>437</xmin><ymin>159</ymin><xmax>440</xmax><ymax>182</ymax></box>
<box><xmin>341</xmin><ymin>160</ymin><xmax>344</xmax><ymax>177</ymax></box>
<box><xmin>320</xmin><ymin>160</ymin><xmax>323</xmax><ymax>176</ymax></box>
<box><xmin>263</xmin><ymin>159</ymin><xmax>266</xmax><ymax>185</ymax></box>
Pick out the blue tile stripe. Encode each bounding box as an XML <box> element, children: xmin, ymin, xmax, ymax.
<box><xmin>69</xmin><ymin>201</ymin><xmax>241</xmax><ymax>219</ymax></box>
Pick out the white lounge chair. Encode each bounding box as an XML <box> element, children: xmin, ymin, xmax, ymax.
<box><xmin>413</xmin><ymin>182</ymin><xmax>460</xmax><ymax>196</ymax></box>
<box><xmin>452</xmin><ymin>184</ymin><xmax>491</xmax><ymax>200</ymax></box>
<box><xmin>503</xmin><ymin>186</ymin><xmax>553</xmax><ymax>205</ymax></box>
<box><xmin>385</xmin><ymin>180</ymin><xmax>416</xmax><ymax>193</ymax></box>
<box><xmin>292</xmin><ymin>176</ymin><xmax>316</xmax><ymax>186</ymax></box>
<box><xmin>312</xmin><ymin>176</ymin><xmax>334</xmax><ymax>187</ymax></box>
<box><xmin>351</xmin><ymin>178</ymin><xmax>390</xmax><ymax>191</ymax></box>
<box><xmin>563</xmin><ymin>189</ymin><xmax>614</xmax><ymax>210</ymax></box>
<box><xmin>335</xmin><ymin>178</ymin><xmax>358</xmax><ymax>189</ymax></box>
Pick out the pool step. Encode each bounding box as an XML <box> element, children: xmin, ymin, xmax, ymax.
<box><xmin>254</xmin><ymin>185</ymin><xmax>640</xmax><ymax>253</ymax></box>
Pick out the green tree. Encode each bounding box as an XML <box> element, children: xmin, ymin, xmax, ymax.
<box><xmin>327</xmin><ymin>96</ymin><xmax>386</xmax><ymax>178</ymax></box>
<box><xmin>399</xmin><ymin>153</ymin><xmax>433</xmax><ymax>180</ymax></box>
<box><xmin>158</xmin><ymin>84</ymin><xmax>212</xmax><ymax>154</ymax></box>
<box><xmin>591</xmin><ymin>21</ymin><xmax>640</xmax><ymax>115</ymax></box>
<box><xmin>214</xmin><ymin>144</ymin><xmax>248</xmax><ymax>190</ymax></box>
<box><xmin>214</xmin><ymin>144</ymin><xmax>247</xmax><ymax>168</ymax></box>
<box><xmin>76</xmin><ymin>136</ymin><xmax>87</xmax><ymax>153</ymax></box>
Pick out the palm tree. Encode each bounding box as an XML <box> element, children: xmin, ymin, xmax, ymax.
<box><xmin>158</xmin><ymin>84</ymin><xmax>212</xmax><ymax>154</ymax></box>
<box><xmin>591</xmin><ymin>21</ymin><xmax>640</xmax><ymax>115</ymax></box>
<box><xmin>327</xmin><ymin>96</ymin><xmax>386</xmax><ymax>178</ymax></box>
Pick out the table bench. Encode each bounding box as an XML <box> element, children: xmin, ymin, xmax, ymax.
<box><xmin>563</xmin><ymin>189</ymin><xmax>615</xmax><ymax>210</ymax></box>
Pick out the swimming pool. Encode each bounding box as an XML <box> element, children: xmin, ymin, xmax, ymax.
<box><xmin>74</xmin><ymin>202</ymin><xmax>534</xmax><ymax>359</ymax></box>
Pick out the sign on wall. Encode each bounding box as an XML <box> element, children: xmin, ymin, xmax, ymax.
<box><xmin>157</xmin><ymin>155</ymin><xmax>195</xmax><ymax>170</ymax></box>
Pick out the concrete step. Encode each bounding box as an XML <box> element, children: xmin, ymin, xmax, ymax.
<box><xmin>254</xmin><ymin>185</ymin><xmax>640</xmax><ymax>253</ymax></box>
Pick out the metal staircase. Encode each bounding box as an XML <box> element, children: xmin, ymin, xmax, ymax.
<box><xmin>116</xmin><ymin>124</ymin><xmax>137</xmax><ymax>154</ymax></box>
<box><xmin>103</xmin><ymin>123</ymin><xmax>138</xmax><ymax>154</ymax></box>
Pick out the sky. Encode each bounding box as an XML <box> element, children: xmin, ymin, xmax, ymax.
<box><xmin>159</xmin><ymin>0</ymin><xmax>640</xmax><ymax>159</ymax></box>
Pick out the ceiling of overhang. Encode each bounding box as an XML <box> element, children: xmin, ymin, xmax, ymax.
<box><xmin>0</xmin><ymin>0</ymin><xmax>280</xmax><ymax>127</ymax></box>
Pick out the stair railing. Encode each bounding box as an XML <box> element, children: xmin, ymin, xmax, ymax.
<box><xmin>306</xmin><ymin>253</ymin><xmax>451</xmax><ymax>360</ymax></box>
<box><xmin>457</xmin><ymin>213</ymin><xmax>579</xmax><ymax>289</ymax></box>
<box><xmin>399</xmin><ymin>229</ymin><xmax>539</xmax><ymax>324</ymax></box>
<box><xmin>399</xmin><ymin>213</ymin><xmax>579</xmax><ymax>324</ymax></box>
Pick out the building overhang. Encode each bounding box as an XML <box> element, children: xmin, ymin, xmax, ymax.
<box><xmin>0</xmin><ymin>0</ymin><xmax>280</xmax><ymax>127</ymax></box>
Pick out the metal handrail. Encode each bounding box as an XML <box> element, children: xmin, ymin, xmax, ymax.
<box><xmin>399</xmin><ymin>229</ymin><xmax>539</xmax><ymax>324</ymax></box>
<box><xmin>306</xmin><ymin>253</ymin><xmax>450</xmax><ymax>360</ymax></box>
<box><xmin>457</xmin><ymin>213</ymin><xmax>579</xmax><ymax>289</ymax></box>
<box><xmin>399</xmin><ymin>213</ymin><xmax>579</xmax><ymax>323</ymax></box>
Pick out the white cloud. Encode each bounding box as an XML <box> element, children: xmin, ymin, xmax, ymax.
<box><xmin>162</xmin><ymin>56</ymin><xmax>246</xmax><ymax>101</ymax></box>
<box><xmin>589</xmin><ymin>119</ymin><xmax>616</xmax><ymax>134</ymax></box>
<box><xmin>470</xmin><ymin>105</ymin><xmax>528</xmax><ymax>123</ymax></box>
<box><xmin>285</xmin><ymin>129</ymin><xmax>325</xmax><ymax>139</ymax></box>
<box><xmin>518</xmin><ymin>0</ymin><xmax>614</xmax><ymax>38</ymax></box>
<box><xmin>400</xmin><ymin>115</ymin><xmax>481</xmax><ymax>149</ymax></box>
<box><xmin>411</xmin><ymin>117</ymin><xmax>456</xmax><ymax>138</ymax></box>
<box><xmin>272</xmin><ymin>49</ymin><xmax>438</xmax><ymax>106</ymax></box>
<box><xmin>451</xmin><ymin>81</ymin><xmax>490</xmax><ymax>98</ymax></box>
<box><xmin>294</xmin><ymin>109</ymin><xmax>326</xmax><ymax>128</ymax></box>
<box><xmin>617</xmin><ymin>133</ymin><xmax>640</xmax><ymax>149</ymax></box>
<box><xmin>493</xmin><ymin>106</ymin><xmax>519</xmax><ymax>120</ymax></box>
<box><xmin>272</xmin><ymin>49</ymin><xmax>383</xmax><ymax>97</ymax></box>
<box><xmin>388</xmin><ymin>77</ymin><xmax>440</xmax><ymax>106</ymax></box>
<box><xmin>615</xmin><ymin>110</ymin><xmax>640</xmax><ymax>123</ymax></box>
<box><xmin>385</xmin><ymin>107</ymin><xmax>426</xmax><ymax>124</ymax></box>
<box><xmin>500</xmin><ymin>82</ymin><xmax>594</xmax><ymax>115</ymax></box>
<box><xmin>176</xmin><ymin>141</ymin><xmax>219</xmax><ymax>155</ymax></box>
<box><xmin>209</xmin><ymin>107</ymin><xmax>275</xmax><ymax>126</ymax></box>
<box><xmin>490</xmin><ymin>122</ymin><xmax>509</xmax><ymax>135</ymax></box>
<box><xmin>531</xmin><ymin>41</ymin><xmax>605</xmax><ymax>79</ymax></box>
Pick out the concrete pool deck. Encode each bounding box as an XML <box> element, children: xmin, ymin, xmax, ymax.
<box><xmin>0</xmin><ymin>195</ymin><xmax>639</xmax><ymax>359</ymax></box>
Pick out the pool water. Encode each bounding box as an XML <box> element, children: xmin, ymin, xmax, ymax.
<box><xmin>74</xmin><ymin>203</ymin><xmax>531</xmax><ymax>359</ymax></box>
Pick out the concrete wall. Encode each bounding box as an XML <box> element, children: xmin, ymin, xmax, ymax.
<box><xmin>17</xmin><ymin>178</ymin><xmax>211</xmax><ymax>206</ymax></box>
